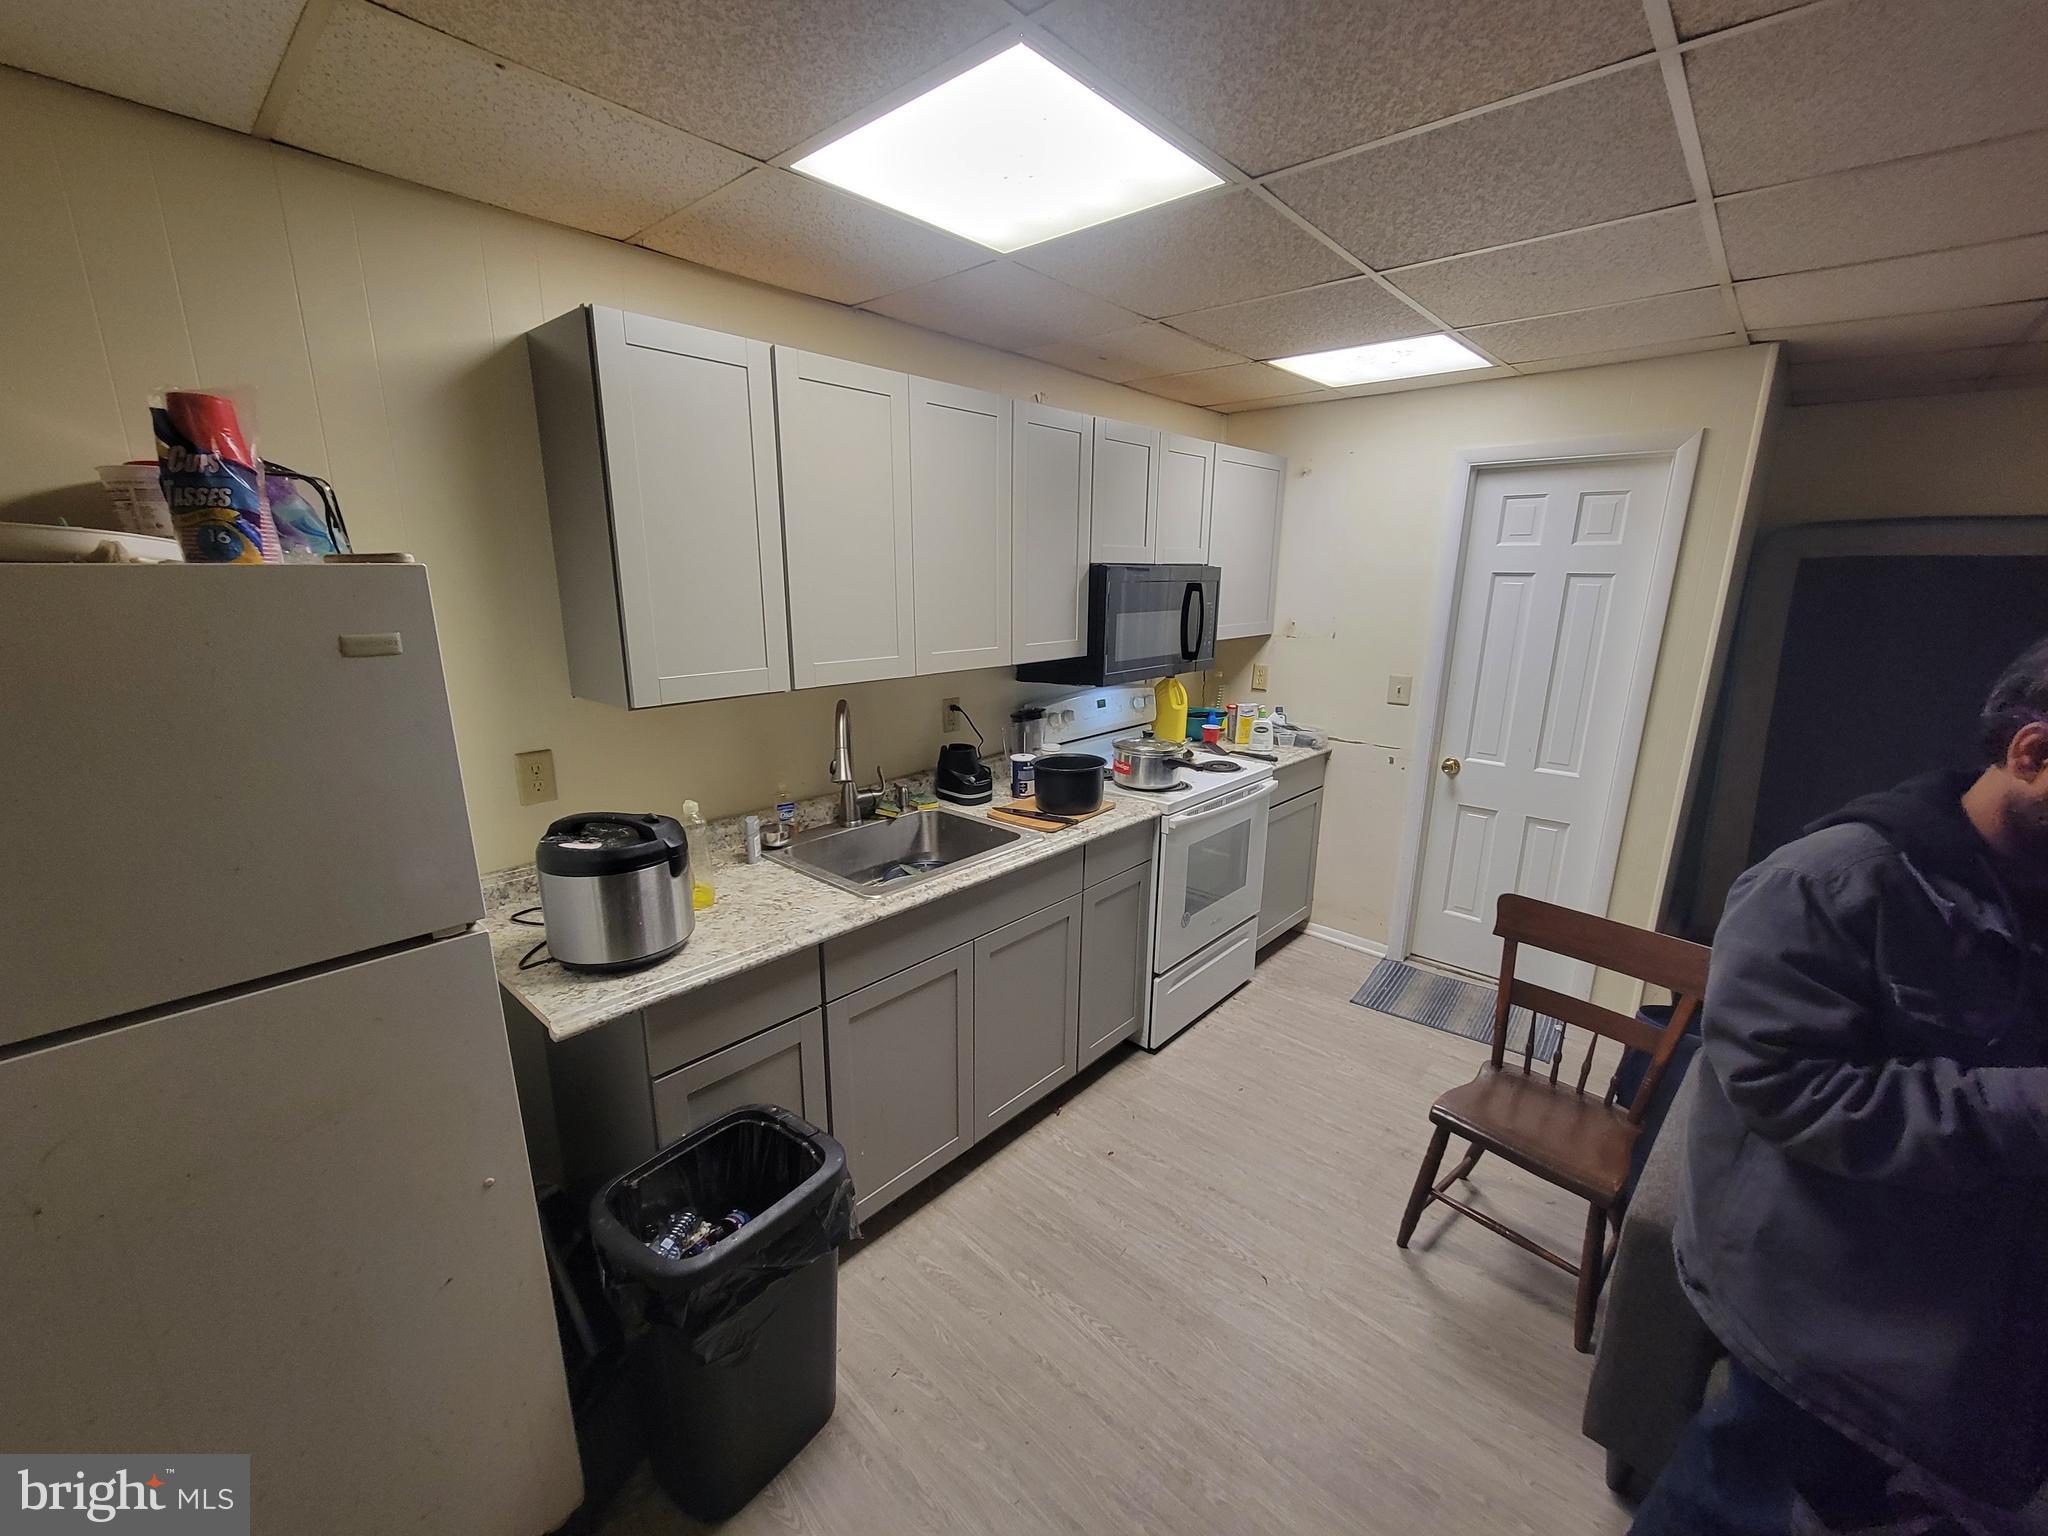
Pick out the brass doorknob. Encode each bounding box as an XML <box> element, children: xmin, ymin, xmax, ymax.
<box><xmin>1440</xmin><ymin>756</ymin><xmax>1462</xmax><ymax>778</ymax></box>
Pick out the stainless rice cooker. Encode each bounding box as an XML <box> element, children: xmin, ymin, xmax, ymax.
<box><xmin>536</xmin><ymin>812</ymin><xmax>692</xmax><ymax>971</ymax></box>
<box><xmin>1111</xmin><ymin>735</ymin><xmax>1190</xmax><ymax>790</ymax></box>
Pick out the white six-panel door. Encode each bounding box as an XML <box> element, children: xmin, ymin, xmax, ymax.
<box><xmin>1410</xmin><ymin>453</ymin><xmax>1684</xmax><ymax>983</ymax></box>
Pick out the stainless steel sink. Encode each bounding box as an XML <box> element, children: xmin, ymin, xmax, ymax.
<box><xmin>768</xmin><ymin>809</ymin><xmax>1028</xmax><ymax>896</ymax></box>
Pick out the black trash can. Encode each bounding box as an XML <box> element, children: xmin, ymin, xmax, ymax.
<box><xmin>589</xmin><ymin>1106</ymin><xmax>857</xmax><ymax>1522</ymax></box>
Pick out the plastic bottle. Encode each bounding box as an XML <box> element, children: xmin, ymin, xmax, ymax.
<box><xmin>680</xmin><ymin>800</ymin><xmax>715</xmax><ymax>910</ymax></box>
<box><xmin>1250</xmin><ymin>708</ymin><xmax>1275</xmax><ymax>751</ymax></box>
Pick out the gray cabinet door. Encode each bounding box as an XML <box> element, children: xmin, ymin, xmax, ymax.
<box><xmin>973</xmin><ymin>895</ymin><xmax>1081</xmax><ymax>1136</ymax></box>
<box><xmin>827</xmin><ymin>944</ymin><xmax>975</xmax><ymax>1216</ymax></box>
<box><xmin>652</xmin><ymin>1009</ymin><xmax>827</xmax><ymax>1144</ymax></box>
<box><xmin>911</xmin><ymin>375</ymin><xmax>1012</xmax><ymax>675</ymax></box>
<box><xmin>1155</xmin><ymin>433</ymin><xmax>1215</xmax><ymax>564</ymax></box>
<box><xmin>1259</xmin><ymin>786</ymin><xmax>1322</xmax><ymax>946</ymax></box>
<box><xmin>1011</xmin><ymin>400</ymin><xmax>1094</xmax><ymax>665</ymax></box>
<box><xmin>1212</xmin><ymin>443</ymin><xmax>1285</xmax><ymax>640</ymax></box>
<box><xmin>1079</xmin><ymin>861</ymin><xmax>1151</xmax><ymax>1069</ymax></box>
<box><xmin>1090</xmin><ymin>418</ymin><xmax>1160</xmax><ymax>562</ymax></box>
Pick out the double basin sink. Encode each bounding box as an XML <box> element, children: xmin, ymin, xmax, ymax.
<box><xmin>769</xmin><ymin>809</ymin><xmax>1027</xmax><ymax>897</ymax></box>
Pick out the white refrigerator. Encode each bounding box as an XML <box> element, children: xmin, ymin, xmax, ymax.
<box><xmin>0</xmin><ymin>564</ymin><xmax>581</xmax><ymax>1534</ymax></box>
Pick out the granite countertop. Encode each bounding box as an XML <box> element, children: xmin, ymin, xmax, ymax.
<box><xmin>488</xmin><ymin>743</ymin><xmax>1330</xmax><ymax>1043</ymax></box>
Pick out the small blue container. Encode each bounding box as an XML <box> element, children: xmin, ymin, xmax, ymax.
<box><xmin>1009</xmin><ymin>754</ymin><xmax>1035</xmax><ymax>798</ymax></box>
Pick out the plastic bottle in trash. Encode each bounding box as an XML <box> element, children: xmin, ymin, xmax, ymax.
<box><xmin>681</xmin><ymin>800</ymin><xmax>714</xmax><ymax>910</ymax></box>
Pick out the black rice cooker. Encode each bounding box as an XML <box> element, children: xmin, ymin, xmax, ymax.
<box><xmin>536</xmin><ymin>812</ymin><xmax>691</xmax><ymax>970</ymax></box>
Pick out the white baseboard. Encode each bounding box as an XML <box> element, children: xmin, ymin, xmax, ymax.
<box><xmin>1303</xmin><ymin>922</ymin><xmax>1387</xmax><ymax>957</ymax></box>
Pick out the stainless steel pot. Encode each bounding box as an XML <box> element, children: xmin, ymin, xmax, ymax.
<box><xmin>536</xmin><ymin>812</ymin><xmax>692</xmax><ymax>971</ymax></box>
<box><xmin>1110</xmin><ymin>735</ymin><xmax>1189</xmax><ymax>790</ymax></box>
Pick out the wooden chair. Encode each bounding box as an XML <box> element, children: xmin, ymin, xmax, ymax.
<box><xmin>1394</xmin><ymin>894</ymin><xmax>1711</xmax><ymax>1353</ymax></box>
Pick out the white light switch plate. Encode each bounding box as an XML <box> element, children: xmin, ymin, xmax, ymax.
<box><xmin>1387</xmin><ymin>675</ymin><xmax>1412</xmax><ymax>705</ymax></box>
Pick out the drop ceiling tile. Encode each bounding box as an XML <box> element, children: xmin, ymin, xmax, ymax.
<box><xmin>635</xmin><ymin>168</ymin><xmax>984</xmax><ymax>304</ymax></box>
<box><xmin>1267</xmin><ymin>65</ymin><xmax>1692</xmax><ymax>270</ymax></box>
<box><xmin>1044</xmin><ymin>0</ymin><xmax>1648</xmax><ymax>176</ymax></box>
<box><xmin>1512</xmin><ymin>334</ymin><xmax>1741</xmax><ymax>374</ymax></box>
<box><xmin>376</xmin><ymin>0</ymin><xmax>1003</xmax><ymax>159</ymax></box>
<box><xmin>1130</xmin><ymin>363</ymin><xmax>1320</xmax><ymax>408</ymax></box>
<box><xmin>1685</xmin><ymin>0</ymin><xmax>2048</xmax><ymax>194</ymax></box>
<box><xmin>276</xmin><ymin>2</ymin><xmax>751</xmax><ymax>239</ymax></box>
<box><xmin>863</xmin><ymin>262</ymin><xmax>1145</xmax><ymax>352</ymax></box>
<box><xmin>1387</xmin><ymin>207</ymin><xmax>1716</xmax><ymax>328</ymax></box>
<box><xmin>1218</xmin><ymin>364</ymin><xmax>1518</xmax><ymax>411</ymax></box>
<box><xmin>1669</xmin><ymin>0</ymin><xmax>1810</xmax><ymax>39</ymax></box>
<box><xmin>1167</xmin><ymin>277</ymin><xmax>1430</xmax><ymax>358</ymax></box>
<box><xmin>1464</xmin><ymin>287</ymin><xmax>1730</xmax><ymax>363</ymax></box>
<box><xmin>1718</xmin><ymin>131</ymin><xmax>2048</xmax><ymax>279</ymax></box>
<box><xmin>1789</xmin><ymin>347</ymin><xmax>2004</xmax><ymax>402</ymax></box>
<box><xmin>1752</xmin><ymin>303</ymin><xmax>2048</xmax><ymax>362</ymax></box>
<box><xmin>1025</xmin><ymin>324</ymin><xmax>1244</xmax><ymax>384</ymax></box>
<box><xmin>1014</xmin><ymin>190</ymin><xmax>1352</xmax><ymax>319</ymax></box>
<box><xmin>1735</xmin><ymin>235</ymin><xmax>2048</xmax><ymax>331</ymax></box>
<box><xmin>0</xmin><ymin>0</ymin><xmax>304</xmax><ymax>131</ymax></box>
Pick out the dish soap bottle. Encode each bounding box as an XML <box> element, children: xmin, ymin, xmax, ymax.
<box><xmin>680</xmin><ymin>800</ymin><xmax>715</xmax><ymax>910</ymax></box>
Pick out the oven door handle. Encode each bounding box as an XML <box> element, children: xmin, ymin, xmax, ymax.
<box><xmin>1164</xmin><ymin>777</ymin><xmax>1274</xmax><ymax>831</ymax></box>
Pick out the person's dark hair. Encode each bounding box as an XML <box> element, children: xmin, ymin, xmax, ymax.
<box><xmin>1979</xmin><ymin>635</ymin><xmax>2048</xmax><ymax>765</ymax></box>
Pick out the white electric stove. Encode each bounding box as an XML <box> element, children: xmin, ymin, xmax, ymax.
<box><xmin>1040</xmin><ymin>688</ymin><xmax>1275</xmax><ymax>1048</ymax></box>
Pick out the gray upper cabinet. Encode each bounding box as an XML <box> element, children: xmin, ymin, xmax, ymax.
<box><xmin>827</xmin><ymin>944</ymin><xmax>975</xmax><ymax>1217</ymax></box>
<box><xmin>1155</xmin><ymin>433</ymin><xmax>1215</xmax><ymax>565</ymax></box>
<box><xmin>910</xmin><ymin>377</ymin><xmax>1011</xmax><ymax>676</ymax></box>
<box><xmin>1259</xmin><ymin>785</ymin><xmax>1322</xmax><ymax>947</ymax></box>
<box><xmin>1011</xmin><ymin>401</ymin><xmax>1094</xmax><ymax>665</ymax></box>
<box><xmin>973</xmin><ymin>895</ymin><xmax>1081</xmax><ymax>1137</ymax></box>
<box><xmin>1212</xmin><ymin>443</ymin><xmax>1286</xmax><ymax>640</ymax></box>
<box><xmin>1089</xmin><ymin>418</ymin><xmax>1161</xmax><ymax>563</ymax></box>
<box><xmin>775</xmin><ymin>348</ymin><xmax>915</xmax><ymax>688</ymax></box>
<box><xmin>528</xmin><ymin>306</ymin><xmax>791</xmax><ymax>707</ymax></box>
<box><xmin>1079</xmin><ymin>860</ymin><xmax>1151</xmax><ymax>1069</ymax></box>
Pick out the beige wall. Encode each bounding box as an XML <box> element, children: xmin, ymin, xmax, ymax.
<box><xmin>1215</xmin><ymin>345</ymin><xmax>1780</xmax><ymax>954</ymax></box>
<box><xmin>1763</xmin><ymin>385</ymin><xmax>2048</xmax><ymax>527</ymax></box>
<box><xmin>0</xmin><ymin>67</ymin><xmax>1221</xmax><ymax>872</ymax></box>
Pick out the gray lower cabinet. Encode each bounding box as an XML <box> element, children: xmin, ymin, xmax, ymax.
<box><xmin>1078</xmin><ymin>861</ymin><xmax>1150</xmax><ymax>1068</ymax></box>
<box><xmin>1259</xmin><ymin>786</ymin><xmax>1323</xmax><ymax>946</ymax></box>
<box><xmin>973</xmin><ymin>894</ymin><xmax>1081</xmax><ymax>1137</ymax></box>
<box><xmin>827</xmin><ymin>944</ymin><xmax>975</xmax><ymax>1217</ymax></box>
<box><xmin>652</xmin><ymin>1009</ymin><xmax>826</xmax><ymax>1144</ymax></box>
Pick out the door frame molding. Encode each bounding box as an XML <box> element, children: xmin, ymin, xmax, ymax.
<box><xmin>1388</xmin><ymin>429</ymin><xmax>1705</xmax><ymax>987</ymax></box>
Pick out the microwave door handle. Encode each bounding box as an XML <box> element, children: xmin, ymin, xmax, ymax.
<box><xmin>1180</xmin><ymin>582</ymin><xmax>1203</xmax><ymax>662</ymax></box>
<box><xmin>1164</xmin><ymin>777</ymin><xmax>1274</xmax><ymax>831</ymax></box>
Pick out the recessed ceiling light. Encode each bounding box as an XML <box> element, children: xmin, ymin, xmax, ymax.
<box><xmin>1270</xmin><ymin>334</ymin><xmax>1493</xmax><ymax>387</ymax></box>
<box><xmin>791</xmin><ymin>43</ymin><xmax>1223</xmax><ymax>253</ymax></box>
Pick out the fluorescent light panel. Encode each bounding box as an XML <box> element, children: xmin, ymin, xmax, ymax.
<box><xmin>792</xmin><ymin>43</ymin><xmax>1222</xmax><ymax>253</ymax></box>
<box><xmin>1271</xmin><ymin>334</ymin><xmax>1492</xmax><ymax>386</ymax></box>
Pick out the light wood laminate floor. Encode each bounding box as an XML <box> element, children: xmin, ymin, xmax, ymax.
<box><xmin>600</xmin><ymin>934</ymin><xmax>1630</xmax><ymax>1535</ymax></box>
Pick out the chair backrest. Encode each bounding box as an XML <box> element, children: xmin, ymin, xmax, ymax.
<box><xmin>1488</xmin><ymin>894</ymin><xmax>1712</xmax><ymax>1123</ymax></box>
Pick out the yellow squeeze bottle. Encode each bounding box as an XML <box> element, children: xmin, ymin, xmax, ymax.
<box><xmin>681</xmin><ymin>799</ymin><xmax>715</xmax><ymax>910</ymax></box>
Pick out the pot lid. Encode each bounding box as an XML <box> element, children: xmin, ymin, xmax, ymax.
<box><xmin>1112</xmin><ymin>735</ymin><xmax>1185</xmax><ymax>756</ymax></box>
<box><xmin>537</xmin><ymin>812</ymin><xmax>687</xmax><ymax>878</ymax></box>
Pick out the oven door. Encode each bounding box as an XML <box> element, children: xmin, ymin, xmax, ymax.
<box><xmin>1096</xmin><ymin>564</ymin><xmax>1218</xmax><ymax>684</ymax></box>
<box><xmin>1154</xmin><ymin>777</ymin><xmax>1274</xmax><ymax>972</ymax></box>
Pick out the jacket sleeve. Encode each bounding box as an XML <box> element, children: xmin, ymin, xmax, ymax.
<box><xmin>1704</xmin><ymin>856</ymin><xmax>2048</xmax><ymax>1191</ymax></box>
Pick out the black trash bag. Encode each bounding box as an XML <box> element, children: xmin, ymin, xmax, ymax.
<box><xmin>589</xmin><ymin>1106</ymin><xmax>857</xmax><ymax>1365</ymax></box>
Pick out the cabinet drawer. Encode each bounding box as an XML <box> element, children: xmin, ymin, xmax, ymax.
<box><xmin>1082</xmin><ymin>820</ymin><xmax>1155</xmax><ymax>887</ymax></box>
<box><xmin>642</xmin><ymin>949</ymin><xmax>822</xmax><ymax>1077</ymax></box>
<box><xmin>1272</xmin><ymin>753</ymin><xmax>1327</xmax><ymax>804</ymax></box>
<box><xmin>823</xmin><ymin>849</ymin><xmax>1082</xmax><ymax>1001</ymax></box>
<box><xmin>652</xmin><ymin>1009</ymin><xmax>827</xmax><ymax>1145</ymax></box>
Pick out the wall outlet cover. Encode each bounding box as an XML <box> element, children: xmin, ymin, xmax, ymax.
<box><xmin>515</xmin><ymin>748</ymin><xmax>557</xmax><ymax>806</ymax></box>
<box><xmin>1251</xmin><ymin>663</ymin><xmax>1269</xmax><ymax>691</ymax></box>
<box><xmin>1387</xmin><ymin>675</ymin><xmax>1412</xmax><ymax>706</ymax></box>
<box><xmin>941</xmin><ymin>696</ymin><xmax>961</xmax><ymax>733</ymax></box>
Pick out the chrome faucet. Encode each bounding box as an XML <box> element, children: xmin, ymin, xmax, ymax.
<box><xmin>830</xmin><ymin>698</ymin><xmax>860</xmax><ymax>826</ymax></box>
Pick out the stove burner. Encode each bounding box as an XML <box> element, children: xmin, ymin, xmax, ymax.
<box><xmin>1188</xmin><ymin>758</ymin><xmax>1244</xmax><ymax>772</ymax></box>
<box><xmin>1114</xmin><ymin>778</ymin><xmax>1194</xmax><ymax>793</ymax></box>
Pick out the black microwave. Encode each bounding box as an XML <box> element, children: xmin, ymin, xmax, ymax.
<box><xmin>1016</xmin><ymin>564</ymin><xmax>1219</xmax><ymax>686</ymax></box>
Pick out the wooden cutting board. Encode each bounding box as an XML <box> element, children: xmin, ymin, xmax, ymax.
<box><xmin>988</xmin><ymin>797</ymin><xmax>1111</xmax><ymax>833</ymax></box>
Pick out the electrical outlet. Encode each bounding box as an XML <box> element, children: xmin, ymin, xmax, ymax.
<box><xmin>941</xmin><ymin>696</ymin><xmax>961</xmax><ymax>733</ymax></box>
<box><xmin>1251</xmin><ymin>663</ymin><xmax>1270</xmax><ymax>691</ymax></box>
<box><xmin>1387</xmin><ymin>675</ymin><xmax>1413</xmax><ymax>706</ymax></box>
<box><xmin>515</xmin><ymin>749</ymin><xmax>557</xmax><ymax>806</ymax></box>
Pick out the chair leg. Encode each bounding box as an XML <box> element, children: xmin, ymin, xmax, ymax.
<box><xmin>1397</xmin><ymin>1125</ymin><xmax>1452</xmax><ymax>1248</ymax></box>
<box><xmin>1442</xmin><ymin>1144</ymin><xmax>1483</xmax><ymax>1187</ymax></box>
<box><xmin>1574</xmin><ymin>1203</ymin><xmax>1609</xmax><ymax>1354</ymax></box>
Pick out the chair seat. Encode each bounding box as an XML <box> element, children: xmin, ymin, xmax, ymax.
<box><xmin>1430</xmin><ymin>1065</ymin><xmax>1639</xmax><ymax>1204</ymax></box>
